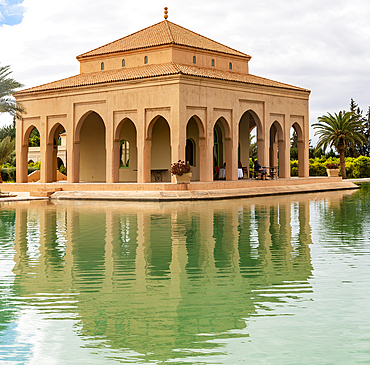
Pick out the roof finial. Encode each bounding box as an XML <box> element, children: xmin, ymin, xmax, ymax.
<box><xmin>164</xmin><ymin>7</ymin><xmax>168</xmax><ymax>19</ymax></box>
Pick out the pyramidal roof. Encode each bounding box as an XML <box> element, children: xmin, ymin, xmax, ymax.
<box><xmin>77</xmin><ymin>20</ymin><xmax>250</xmax><ymax>60</ymax></box>
<box><xmin>15</xmin><ymin>62</ymin><xmax>309</xmax><ymax>95</ymax></box>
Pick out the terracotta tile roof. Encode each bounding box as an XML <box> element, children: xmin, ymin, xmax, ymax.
<box><xmin>77</xmin><ymin>20</ymin><xmax>250</xmax><ymax>59</ymax></box>
<box><xmin>176</xmin><ymin>64</ymin><xmax>309</xmax><ymax>92</ymax></box>
<box><xmin>15</xmin><ymin>63</ymin><xmax>309</xmax><ymax>95</ymax></box>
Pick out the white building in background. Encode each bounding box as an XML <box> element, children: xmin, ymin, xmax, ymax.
<box><xmin>28</xmin><ymin>132</ymin><xmax>67</xmax><ymax>169</ymax></box>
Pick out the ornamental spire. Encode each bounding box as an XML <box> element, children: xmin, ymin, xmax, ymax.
<box><xmin>164</xmin><ymin>7</ymin><xmax>168</xmax><ymax>19</ymax></box>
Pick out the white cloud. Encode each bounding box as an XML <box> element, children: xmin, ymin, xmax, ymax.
<box><xmin>1</xmin><ymin>0</ymin><xmax>370</xmax><ymax>143</ymax></box>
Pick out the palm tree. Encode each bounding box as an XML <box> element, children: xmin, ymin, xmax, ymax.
<box><xmin>313</xmin><ymin>111</ymin><xmax>366</xmax><ymax>178</ymax></box>
<box><xmin>0</xmin><ymin>64</ymin><xmax>25</xmax><ymax>119</ymax></box>
<box><xmin>0</xmin><ymin>136</ymin><xmax>15</xmax><ymax>182</ymax></box>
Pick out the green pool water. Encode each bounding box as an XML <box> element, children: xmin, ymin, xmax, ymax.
<box><xmin>0</xmin><ymin>187</ymin><xmax>370</xmax><ymax>364</ymax></box>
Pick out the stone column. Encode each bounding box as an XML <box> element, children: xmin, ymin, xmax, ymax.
<box><xmin>298</xmin><ymin>140</ymin><xmax>309</xmax><ymax>177</ymax></box>
<box><xmin>105</xmin><ymin>113</ymin><xmax>117</xmax><ymax>183</ymax></box>
<box><xmin>40</xmin><ymin>142</ymin><xmax>54</xmax><ymax>183</ymax></box>
<box><xmin>136</xmin><ymin>109</ymin><xmax>151</xmax><ymax>183</ymax></box>
<box><xmin>198</xmin><ymin>136</ymin><xmax>208</xmax><ymax>181</ymax></box>
<box><xmin>67</xmin><ymin>139</ymin><xmax>80</xmax><ymax>183</ymax></box>
<box><xmin>278</xmin><ymin>138</ymin><xmax>290</xmax><ymax>178</ymax></box>
<box><xmin>269</xmin><ymin>139</ymin><xmax>278</xmax><ymax>168</ymax></box>
<box><xmin>16</xmin><ymin>145</ymin><xmax>29</xmax><ymax>183</ymax></box>
<box><xmin>170</xmin><ymin>115</ymin><xmax>186</xmax><ymax>183</ymax></box>
<box><xmin>137</xmin><ymin>130</ymin><xmax>151</xmax><ymax>183</ymax></box>
<box><xmin>239</xmin><ymin>120</ymin><xmax>250</xmax><ymax>176</ymax></box>
<box><xmin>204</xmin><ymin>111</ymin><xmax>214</xmax><ymax>182</ymax></box>
<box><xmin>225</xmin><ymin>137</ymin><xmax>238</xmax><ymax>181</ymax></box>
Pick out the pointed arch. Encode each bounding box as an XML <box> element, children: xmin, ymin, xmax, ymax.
<box><xmin>188</xmin><ymin>114</ymin><xmax>205</xmax><ymax>139</ymax></box>
<box><xmin>269</xmin><ymin>120</ymin><xmax>287</xmax><ymax>178</ymax></box>
<box><xmin>78</xmin><ymin>111</ymin><xmax>106</xmax><ymax>182</ymax></box>
<box><xmin>116</xmin><ymin>118</ymin><xmax>138</xmax><ymax>182</ymax></box>
<box><xmin>270</xmin><ymin>120</ymin><xmax>284</xmax><ymax>140</ymax></box>
<box><xmin>75</xmin><ymin>110</ymin><xmax>106</xmax><ymax>143</ymax></box>
<box><xmin>48</xmin><ymin>122</ymin><xmax>66</xmax><ymax>145</ymax></box>
<box><xmin>23</xmin><ymin>125</ymin><xmax>39</xmax><ymax>147</ymax></box>
<box><xmin>149</xmin><ymin>116</ymin><xmax>171</xmax><ymax>182</ymax></box>
<box><xmin>45</xmin><ymin>122</ymin><xmax>67</xmax><ymax>182</ymax></box>
<box><xmin>147</xmin><ymin>115</ymin><xmax>171</xmax><ymax>140</ymax></box>
<box><xmin>213</xmin><ymin>116</ymin><xmax>231</xmax><ymax>140</ymax></box>
<box><xmin>291</xmin><ymin>121</ymin><xmax>304</xmax><ymax>142</ymax></box>
<box><xmin>115</xmin><ymin>117</ymin><xmax>138</xmax><ymax>142</ymax></box>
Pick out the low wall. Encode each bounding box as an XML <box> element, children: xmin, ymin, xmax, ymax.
<box><xmin>0</xmin><ymin>176</ymin><xmax>351</xmax><ymax>193</ymax></box>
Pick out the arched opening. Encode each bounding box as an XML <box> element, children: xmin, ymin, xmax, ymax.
<box><xmin>186</xmin><ymin>117</ymin><xmax>201</xmax><ymax>181</ymax></box>
<box><xmin>57</xmin><ymin>157</ymin><xmax>64</xmax><ymax>169</ymax></box>
<box><xmin>186</xmin><ymin>139</ymin><xmax>195</xmax><ymax>166</ymax></box>
<box><xmin>79</xmin><ymin>111</ymin><xmax>106</xmax><ymax>182</ymax></box>
<box><xmin>239</xmin><ymin>110</ymin><xmax>262</xmax><ymax>179</ymax></box>
<box><xmin>117</xmin><ymin>118</ymin><xmax>137</xmax><ymax>182</ymax></box>
<box><xmin>290</xmin><ymin>122</ymin><xmax>304</xmax><ymax>177</ymax></box>
<box><xmin>269</xmin><ymin>121</ymin><xmax>285</xmax><ymax>178</ymax></box>
<box><xmin>48</xmin><ymin>123</ymin><xmax>67</xmax><ymax>182</ymax></box>
<box><xmin>238</xmin><ymin>110</ymin><xmax>263</xmax><ymax>178</ymax></box>
<box><xmin>213</xmin><ymin>119</ymin><xmax>227</xmax><ymax>180</ymax></box>
<box><xmin>150</xmin><ymin>117</ymin><xmax>171</xmax><ymax>182</ymax></box>
<box><xmin>25</xmin><ymin>126</ymin><xmax>41</xmax><ymax>181</ymax></box>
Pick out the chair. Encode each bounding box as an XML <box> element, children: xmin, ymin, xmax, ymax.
<box><xmin>215</xmin><ymin>166</ymin><xmax>220</xmax><ymax>179</ymax></box>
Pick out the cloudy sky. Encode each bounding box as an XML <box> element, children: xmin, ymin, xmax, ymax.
<box><xmin>1</xmin><ymin>0</ymin><xmax>370</xmax><ymax>142</ymax></box>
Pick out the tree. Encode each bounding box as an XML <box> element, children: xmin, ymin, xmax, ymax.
<box><xmin>364</xmin><ymin>106</ymin><xmax>370</xmax><ymax>157</ymax></box>
<box><xmin>290</xmin><ymin>129</ymin><xmax>298</xmax><ymax>159</ymax></box>
<box><xmin>0</xmin><ymin>136</ymin><xmax>15</xmax><ymax>182</ymax></box>
<box><xmin>29</xmin><ymin>128</ymin><xmax>40</xmax><ymax>147</ymax></box>
<box><xmin>0</xmin><ymin>124</ymin><xmax>16</xmax><ymax>140</ymax></box>
<box><xmin>0</xmin><ymin>64</ymin><xmax>25</xmax><ymax>119</ymax></box>
<box><xmin>347</xmin><ymin>99</ymin><xmax>367</xmax><ymax>157</ymax></box>
<box><xmin>249</xmin><ymin>134</ymin><xmax>257</xmax><ymax>160</ymax></box>
<box><xmin>313</xmin><ymin>111</ymin><xmax>366</xmax><ymax>179</ymax></box>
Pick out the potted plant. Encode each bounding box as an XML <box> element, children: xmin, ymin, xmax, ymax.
<box><xmin>326</xmin><ymin>162</ymin><xmax>340</xmax><ymax>177</ymax></box>
<box><xmin>170</xmin><ymin>160</ymin><xmax>192</xmax><ymax>184</ymax></box>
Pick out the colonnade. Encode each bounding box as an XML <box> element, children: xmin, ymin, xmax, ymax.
<box><xmin>16</xmin><ymin>107</ymin><xmax>309</xmax><ymax>184</ymax></box>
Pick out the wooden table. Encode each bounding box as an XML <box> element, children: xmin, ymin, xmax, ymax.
<box><xmin>268</xmin><ymin>167</ymin><xmax>278</xmax><ymax>179</ymax></box>
<box><xmin>259</xmin><ymin>167</ymin><xmax>278</xmax><ymax>180</ymax></box>
<box><xmin>151</xmin><ymin>169</ymin><xmax>168</xmax><ymax>182</ymax></box>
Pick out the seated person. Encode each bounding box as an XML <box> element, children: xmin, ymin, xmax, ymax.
<box><xmin>254</xmin><ymin>160</ymin><xmax>267</xmax><ymax>179</ymax></box>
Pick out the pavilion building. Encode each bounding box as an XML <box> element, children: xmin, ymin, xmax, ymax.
<box><xmin>14</xmin><ymin>12</ymin><xmax>310</xmax><ymax>184</ymax></box>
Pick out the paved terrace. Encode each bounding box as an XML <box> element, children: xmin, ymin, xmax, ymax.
<box><xmin>0</xmin><ymin>177</ymin><xmax>360</xmax><ymax>202</ymax></box>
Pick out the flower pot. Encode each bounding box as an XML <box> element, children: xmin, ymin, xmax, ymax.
<box><xmin>326</xmin><ymin>168</ymin><xmax>339</xmax><ymax>177</ymax></box>
<box><xmin>174</xmin><ymin>172</ymin><xmax>192</xmax><ymax>184</ymax></box>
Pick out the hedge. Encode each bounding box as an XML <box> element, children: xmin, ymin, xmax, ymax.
<box><xmin>1</xmin><ymin>167</ymin><xmax>37</xmax><ymax>182</ymax></box>
<box><xmin>291</xmin><ymin>156</ymin><xmax>370</xmax><ymax>178</ymax></box>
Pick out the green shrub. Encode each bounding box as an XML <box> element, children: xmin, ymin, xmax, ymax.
<box><xmin>290</xmin><ymin>160</ymin><xmax>298</xmax><ymax>176</ymax></box>
<box><xmin>307</xmin><ymin>155</ymin><xmax>370</xmax><ymax>178</ymax></box>
<box><xmin>309</xmin><ymin>159</ymin><xmax>327</xmax><ymax>176</ymax></box>
<box><xmin>345</xmin><ymin>158</ymin><xmax>356</xmax><ymax>178</ymax></box>
<box><xmin>28</xmin><ymin>161</ymin><xmax>41</xmax><ymax>170</ymax></box>
<box><xmin>1</xmin><ymin>167</ymin><xmax>16</xmax><ymax>182</ymax></box>
<box><xmin>0</xmin><ymin>167</ymin><xmax>38</xmax><ymax>182</ymax></box>
<box><xmin>352</xmin><ymin>156</ymin><xmax>370</xmax><ymax>178</ymax></box>
<box><xmin>58</xmin><ymin>165</ymin><xmax>67</xmax><ymax>175</ymax></box>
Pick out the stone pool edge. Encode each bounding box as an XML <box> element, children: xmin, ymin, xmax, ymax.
<box><xmin>49</xmin><ymin>181</ymin><xmax>359</xmax><ymax>202</ymax></box>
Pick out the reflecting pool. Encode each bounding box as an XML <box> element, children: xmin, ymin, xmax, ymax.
<box><xmin>1</xmin><ymin>187</ymin><xmax>370</xmax><ymax>364</ymax></box>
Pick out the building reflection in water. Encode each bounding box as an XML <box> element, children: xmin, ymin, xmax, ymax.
<box><xmin>6</xmin><ymin>192</ymin><xmax>329</xmax><ymax>362</ymax></box>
